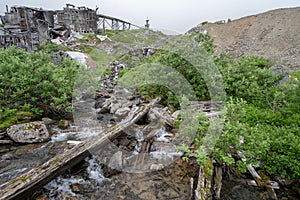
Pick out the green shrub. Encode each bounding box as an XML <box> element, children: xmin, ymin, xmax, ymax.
<box><xmin>0</xmin><ymin>47</ymin><xmax>80</xmax><ymax>119</ymax></box>
<box><xmin>193</xmin><ymin>33</ymin><xmax>216</xmax><ymax>54</ymax></box>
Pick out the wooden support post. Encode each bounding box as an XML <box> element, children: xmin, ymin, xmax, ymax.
<box><xmin>102</xmin><ymin>18</ymin><xmax>105</xmax><ymax>33</ymax></box>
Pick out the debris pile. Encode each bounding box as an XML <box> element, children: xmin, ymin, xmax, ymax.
<box><xmin>0</xmin><ymin>4</ymin><xmax>99</xmax><ymax>51</ymax></box>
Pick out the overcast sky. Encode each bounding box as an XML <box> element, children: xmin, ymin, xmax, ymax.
<box><xmin>0</xmin><ymin>0</ymin><xmax>299</xmax><ymax>33</ymax></box>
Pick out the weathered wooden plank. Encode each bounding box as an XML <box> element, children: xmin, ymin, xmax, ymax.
<box><xmin>0</xmin><ymin>98</ymin><xmax>160</xmax><ymax>200</ymax></box>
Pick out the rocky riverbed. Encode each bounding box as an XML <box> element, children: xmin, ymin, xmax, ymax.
<box><xmin>1</xmin><ymin>52</ymin><xmax>299</xmax><ymax>199</ymax></box>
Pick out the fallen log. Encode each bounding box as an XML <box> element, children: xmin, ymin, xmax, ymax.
<box><xmin>134</xmin><ymin>122</ymin><xmax>164</xmax><ymax>169</ymax></box>
<box><xmin>0</xmin><ymin>140</ymin><xmax>13</xmax><ymax>145</ymax></box>
<box><xmin>247</xmin><ymin>164</ymin><xmax>278</xmax><ymax>200</ymax></box>
<box><xmin>0</xmin><ymin>98</ymin><xmax>161</xmax><ymax>200</ymax></box>
<box><xmin>238</xmin><ymin>151</ymin><xmax>279</xmax><ymax>200</ymax></box>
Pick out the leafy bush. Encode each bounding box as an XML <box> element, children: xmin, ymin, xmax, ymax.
<box><xmin>211</xmin><ymin>96</ymin><xmax>300</xmax><ymax>179</ymax></box>
<box><xmin>167</xmin><ymin>51</ymin><xmax>300</xmax><ymax>180</ymax></box>
<box><xmin>0</xmin><ymin>47</ymin><xmax>80</xmax><ymax>120</ymax></box>
<box><xmin>193</xmin><ymin>33</ymin><xmax>216</xmax><ymax>54</ymax></box>
<box><xmin>215</xmin><ymin>54</ymin><xmax>282</xmax><ymax>104</ymax></box>
<box><xmin>39</xmin><ymin>42</ymin><xmax>70</xmax><ymax>54</ymax></box>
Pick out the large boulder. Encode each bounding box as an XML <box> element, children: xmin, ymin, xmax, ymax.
<box><xmin>7</xmin><ymin>121</ymin><xmax>50</xmax><ymax>143</ymax></box>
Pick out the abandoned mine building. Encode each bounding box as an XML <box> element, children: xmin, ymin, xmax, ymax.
<box><xmin>56</xmin><ymin>4</ymin><xmax>98</xmax><ymax>33</ymax></box>
<box><xmin>0</xmin><ymin>4</ymin><xmax>99</xmax><ymax>51</ymax></box>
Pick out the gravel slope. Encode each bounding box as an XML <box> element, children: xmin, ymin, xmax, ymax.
<box><xmin>196</xmin><ymin>7</ymin><xmax>300</xmax><ymax>71</ymax></box>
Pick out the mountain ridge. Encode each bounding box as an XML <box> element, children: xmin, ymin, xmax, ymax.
<box><xmin>194</xmin><ymin>7</ymin><xmax>300</xmax><ymax>71</ymax></box>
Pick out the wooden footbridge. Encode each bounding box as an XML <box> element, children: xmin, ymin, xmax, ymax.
<box><xmin>97</xmin><ymin>14</ymin><xmax>141</xmax><ymax>32</ymax></box>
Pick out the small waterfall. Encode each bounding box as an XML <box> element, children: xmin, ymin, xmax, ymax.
<box><xmin>50</xmin><ymin>128</ymin><xmax>103</xmax><ymax>142</ymax></box>
<box><xmin>44</xmin><ymin>176</ymin><xmax>87</xmax><ymax>199</ymax></box>
<box><xmin>86</xmin><ymin>156</ymin><xmax>107</xmax><ymax>185</ymax></box>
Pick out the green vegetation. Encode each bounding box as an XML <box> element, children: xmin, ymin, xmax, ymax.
<box><xmin>126</xmin><ymin>32</ymin><xmax>300</xmax><ymax>180</ymax></box>
<box><xmin>194</xmin><ymin>33</ymin><xmax>216</xmax><ymax>54</ymax></box>
<box><xmin>0</xmin><ymin>46</ymin><xmax>80</xmax><ymax>128</ymax></box>
<box><xmin>39</xmin><ymin>42</ymin><xmax>70</xmax><ymax>54</ymax></box>
<box><xmin>0</xmin><ymin>29</ymin><xmax>298</xmax><ymax>181</ymax></box>
<box><xmin>198</xmin><ymin>53</ymin><xmax>299</xmax><ymax>180</ymax></box>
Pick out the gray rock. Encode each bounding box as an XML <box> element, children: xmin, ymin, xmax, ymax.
<box><xmin>148</xmin><ymin>107</ymin><xmax>174</xmax><ymax>126</ymax></box>
<box><xmin>171</xmin><ymin>110</ymin><xmax>181</xmax><ymax>119</ymax></box>
<box><xmin>115</xmin><ymin>107</ymin><xmax>131</xmax><ymax>117</ymax></box>
<box><xmin>58</xmin><ymin>119</ymin><xmax>69</xmax><ymax>129</ymax></box>
<box><xmin>7</xmin><ymin>121</ymin><xmax>50</xmax><ymax>143</ymax></box>
<box><xmin>1</xmin><ymin>153</ymin><xmax>14</xmax><ymax>160</ymax></box>
<box><xmin>110</xmin><ymin>103</ymin><xmax>122</xmax><ymax>114</ymax></box>
<box><xmin>108</xmin><ymin>151</ymin><xmax>123</xmax><ymax>171</ymax></box>
<box><xmin>269</xmin><ymin>65</ymin><xmax>289</xmax><ymax>84</ymax></box>
<box><xmin>133</xmin><ymin>99</ymin><xmax>140</xmax><ymax>106</ymax></box>
<box><xmin>150</xmin><ymin>163</ymin><xmax>164</xmax><ymax>171</ymax></box>
<box><xmin>124</xmin><ymin>101</ymin><xmax>133</xmax><ymax>108</ymax></box>
<box><xmin>42</xmin><ymin>117</ymin><xmax>56</xmax><ymax>125</ymax></box>
<box><xmin>99</xmin><ymin>99</ymin><xmax>111</xmax><ymax>114</ymax></box>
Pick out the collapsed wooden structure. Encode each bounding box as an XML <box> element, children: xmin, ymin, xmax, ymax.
<box><xmin>0</xmin><ymin>4</ymin><xmax>138</xmax><ymax>50</ymax></box>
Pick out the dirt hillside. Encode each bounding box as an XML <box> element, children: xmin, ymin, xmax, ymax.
<box><xmin>197</xmin><ymin>7</ymin><xmax>300</xmax><ymax>71</ymax></box>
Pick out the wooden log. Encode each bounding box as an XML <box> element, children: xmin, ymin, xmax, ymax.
<box><xmin>238</xmin><ymin>150</ymin><xmax>279</xmax><ymax>200</ymax></box>
<box><xmin>213</xmin><ymin>166</ymin><xmax>222</xmax><ymax>199</ymax></box>
<box><xmin>244</xmin><ymin>179</ymin><xmax>280</xmax><ymax>189</ymax></box>
<box><xmin>150</xmin><ymin>108</ymin><xmax>174</xmax><ymax>127</ymax></box>
<box><xmin>0</xmin><ymin>140</ymin><xmax>13</xmax><ymax>145</ymax></box>
<box><xmin>205</xmin><ymin>111</ymin><xmax>222</xmax><ymax>118</ymax></box>
<box><xmin>0</xmin><ymin>98</ymin><xmax>161</xmax><ymax>200</ymax></box>
<box><xmin>195</xmin><ymin>165</ymin><xmax>213</xmax><ymax>200</ymax></box>
<box><xmin>247</xmin><ymin>164</ymin><xmax>278</xmax><ymax>200</ymax></box>
<box><xmin>134</xmin><ymin>122</ymin><xmax>164</xmax><ymax>169</ymax></box>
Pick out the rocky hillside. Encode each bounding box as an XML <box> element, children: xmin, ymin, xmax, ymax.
<box><xmin>196</xmin><ymin>7</ymin><xmax>300</xmax><ymax>71</ymax></box>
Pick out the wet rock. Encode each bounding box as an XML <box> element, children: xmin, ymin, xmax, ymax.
<box><xmin>102</xmin><ymin>165</ymin><xmax>122</xmax><ymax>178</ymax></box>
<box><xmin>62</xmin><ymin>195</ymin><xmax>78</xmax><ymax>200</ymax></box>
<box><xmin>99</xmin><ymin>106</ymin><xmax>111</xmax><ymax>114</ymax></box>
<box><xmin>107</xmin><ymin>89</ymin><xmax>114</xmax><ymax>94</ymax></box>
<box><xmin>133</xmin><ymin>99</ymin><xmax>140</xmax><ymax>106</ymax></box>
<box><xmin>124</xmin><ymin>101</ymin><xmax>133</xmax><ymax>108</ymax></box>
<box><xmin>99</xmin><ymin>99</ymin><xmax>111</xmax><ymax>114</ymax></box>
<box><xmin>115</xmin><ymin>107</ymin><xmax>131</xmax><ymax>118</ymax></box>
<box><xmin>7</xmin><ymin>121</ymin><xmax>50</xmax><ymax>143</ymax></box>
<box><xmin>36</xmin><ymin>194</ymin><xmax>49</xmax><ymax>200</ymax></box>
<box><xmin>71</xmin><ymin>183</ymin><xmax>81</xmax><ymax>193</ymax></box>
<box><xmin>97</xmin><ymin>114</ymin><xmax>104</xmax><ymax>120</ymax></box>
<box><xmin>148</xmin><ymin>107</ymin><xmax>174</xmax><ymax>126</ymax></box>
<box><xmin>1</xmin><ymin>153</ymin><xmax>14</xmax><ymax>160</ymax></box>
<box><xmin>108</xmin><ymin>151</ymin><xmax>123</xmax><ymax>171</ymax></box>
<box><xmin>110</xmin><ymin>103</ymin><xmax>122</xmax><ymax>114</ymax></box>
<box><xmin>102</xmin><ymin>151</ymin><xmax>123</xmax><ymax>177</ymax></box>
<box><xmin>150</xmin><ymin>163</ymin><xmax>164</xmax><ymax>171</ymax></box>
<box><xmin>42</xmin><ymin>117</ymin><xmax>56</xmax><ymax>125</ymax></box>
<box><xmin>127</xmin><ymin>95</ymin><xmax>135</xmax><ymax>101</ymax></box>
<box><xmin>58</xmin><ymin>119</ymin><xmax>70</xmax><ymax>129</ymax></box>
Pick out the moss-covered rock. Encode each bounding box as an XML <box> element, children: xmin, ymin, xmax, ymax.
<box><xmin>7</xmin><ymin>121</ymin><xmax>50</xmax><ymax>143</ymax></box>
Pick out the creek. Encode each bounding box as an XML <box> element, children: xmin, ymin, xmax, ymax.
<box><xmin>0</xmin><ymin>60</ymin><xmax>288</xmax><ymax>200</ymax></box>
